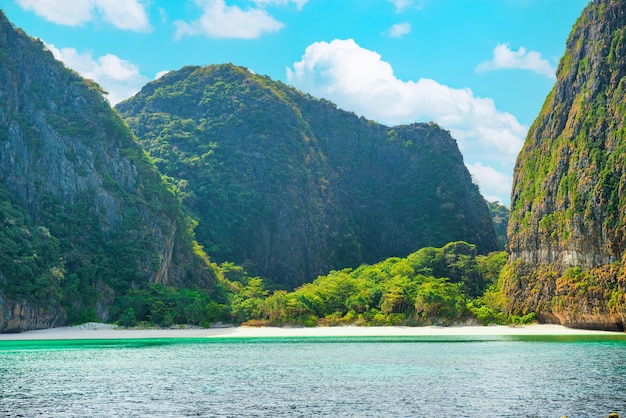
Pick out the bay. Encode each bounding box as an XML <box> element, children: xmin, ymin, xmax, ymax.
<box><xmin>1</xmin><ymin>335</ymin><xmax>625</xmax><ymax>417</ymax></box>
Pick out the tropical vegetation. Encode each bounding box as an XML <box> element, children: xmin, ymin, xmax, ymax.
<box><xmin>117</xmin><ymin>64</ymin><xmax>499</xmax><ymax>289</ymax></box>
<box><xmin>107</xmin><ymin>241</ymin><xmax>534</xmax><ymax>328</ymax></box>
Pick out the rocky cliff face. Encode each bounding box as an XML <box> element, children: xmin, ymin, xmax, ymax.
<box><xmin>0</xmin><ymin>11</ymin><xmax>216</xmax><ymax>332</ymax></box>
<box><xmin>505</xmin><ymin>0</ymin><xmax>626</xmax><ymax>330</ymax></box>
<box><xmin>0</xmin><ymin>290</ymin><xmax>65</xmax><ymax>333</ymax></box>
<box><xmin>117</xmin><ymin>64</ymin><xmax>499</xmax><ymax>288</ymax></box>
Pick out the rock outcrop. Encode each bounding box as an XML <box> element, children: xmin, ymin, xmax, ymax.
<box><xmin>0</xmin><ymin>291</ymin><xmax>65</xmax><ymax>333</ymax></box>
<box><xmin>505</xmin><ymin>0</ymin><xmax>626</xmax><ymax>330</ymax></box>
<box><xmin>117</xmin><ymin>64</ymin><xmax>499</xmax><ymax>288</ymax></box>
<box><xmin>0</xmin><ymin>11</ymin><xmax>216</xmax><ymax>332</ymax></box>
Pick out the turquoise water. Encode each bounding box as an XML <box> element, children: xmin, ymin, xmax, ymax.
<box><xmin>1</xmin><ymin>335</ymin><xmax>626</xmax><ymax>417</ymax></box>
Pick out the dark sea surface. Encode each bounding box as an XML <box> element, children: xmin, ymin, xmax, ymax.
<box><xmin>1</xmin><ymin>335</ymin><xmax>625</xmax><ymax>417</ymax></box>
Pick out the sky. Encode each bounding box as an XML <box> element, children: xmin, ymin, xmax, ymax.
<box><xmin>2</xmin><ymin>0</ymin><xmax>590</xmax><ymax>205</ymax></box>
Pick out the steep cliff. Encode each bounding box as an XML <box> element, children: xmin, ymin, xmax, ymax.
<box><xmin>505</xmin><ymin>0</ymin><xmax>626</xmax><ymax>330</ymax></box>
<box><xmin>0</xmin><ymin>11</ymin><xmax>217</xmax><ymax>332</ymax></box>
<box><xmin>117</xmin><ymin>64</ymin><xmax>499</xmax><ymax>288</ymax></box>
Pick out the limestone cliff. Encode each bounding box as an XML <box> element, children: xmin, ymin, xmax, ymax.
<box><xmin>505</xmin><ymin>0</ymin><xmax>626</xmax><ymax>330</ymax></box>
<box><xmin>117</xmin><ymin>64</ymin><xmax>499</xmax><ymax>288</ymax></box>
<box><xmin>0</xmin><ymin>11</ymin><xmax>216</xmax><ymax>332</ymax></box>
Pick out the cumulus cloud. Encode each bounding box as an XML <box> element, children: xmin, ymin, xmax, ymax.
<box><xmin>46</xmin><ymin>43</ymin><xmax>149</xmax><ymax>105</ymax></box>
<box><xmin>387</xmin><ymin>22</ymin><xmax>411</xmax><ymax>38</ymax></box>
<box><xmin>287</xmin><ymin>39</ymin><xmax>526</xmax><ymax>204</ymax></box>
<box><xmin>251</xmin><ymin>0</ymin><xmax>309</xmax><ymax>11</ymax></box>
<box><xmin>174</xmin><ymin>0</ymin><xmax>284</xmax><ymax>40</ymax></box>
<box><xmin>476</xmin><ymin>43</ymin><xmax>556</xmax><ymax>78</ymax></box>
<box><xmin>16</xmin><ymin>0</ymin><xmax>151</xmax><ymax>31</ymax></box>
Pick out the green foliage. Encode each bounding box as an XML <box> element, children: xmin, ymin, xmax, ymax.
<box><xmin>227</xmin><ymin>242</ymin><xmax>516</xmax><ymax>327</ymax></box>
<box><xmin>117</xmin><ymin>64</ymin><xmax>499</xmax><ymax>289</ymax></box>
<box><xmin>468</xmin><ymin>261</ymin><xmax>537</xmax><ymax>326</ymax></box>
<box><xmin>230</xmin><ymin>277</ymin><xmax>269</xmax><ymax>323</ymax></box>
<box><xmin>608</xmin><ymin>28</ymin><xmax>626</xmax><ymax>69</ymax></box>
<box><xmin>488</xmin><ymin>201</ymin><xmax>509</xmax><ymax>249</ymax></box>
<box><xmin>466</xmin><ymin>299</ymin><xmax>507</xmax><ymax>325</ymax></box>
<box><xmin>112</xmin><ymin>284</ymin><xmax>230</xmax><ymax>327</ymax></box>
<box><xmin>0</xmin><ymin>18</ymin><xmax>219</xmax><ymax>326</ymax></box>
<box><xmin>407</xmin><ymin>241</ymin><xmax>487</xmax><ymax>297</ymax></box>
<box><xmin>0</xmin><ymin>185</ymin><xmax>63</xmax><ymax>304</ymax></box>
<box><xmin>414</xmin><ymin>279</ymin><xmax>465</xmax><ymax>323</ymax></box>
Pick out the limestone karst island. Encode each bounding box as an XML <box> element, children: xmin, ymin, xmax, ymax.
<box><xmin>1</xmin><ymin>0</ymin><xmax>626</xmax><ymax>334</ymax></box>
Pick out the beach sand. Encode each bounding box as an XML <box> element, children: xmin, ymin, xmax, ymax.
<box><xmin>0</xmin><ymin>323</ymin><xmax>622</xmax><ymax>340</ymax></box>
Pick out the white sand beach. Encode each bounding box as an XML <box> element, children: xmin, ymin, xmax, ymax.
<box><xmin>0</xmin><ymin>323</ymin><xmax>622</xmax><ymax>340</ymax></box>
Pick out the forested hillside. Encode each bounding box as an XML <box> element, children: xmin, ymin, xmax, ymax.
<box><xmin>0</xmin><ymin>11</ymin><xmax>219</xmax><ymax>332</ymax></box>
<box><xmin>117</xmin><ymin>64</ymin><xmax>499</xmax><ymax>289</ymax></box>
<box><xmin>113</xmin><ymin>242</ymin><xmax>519</xmax><ymax>328</ymax></box>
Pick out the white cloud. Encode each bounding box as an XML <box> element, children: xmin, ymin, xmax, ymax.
<box><xmin>287</xmin><ymin>39</ymin><xmax>526</xmax><ymax>204</ymax></box>
<box><xmin>155</xmin><ymin>70</ymin><xmax>170</xmax><ymax>80</ymax></box>
<box><xmin>16</xmin><ymin>0</ymin><xmax>93</xmax><ymax>26</ymax></box>
<box><xmin>46</xmin><ymin>43</ymin><xmax>149</xmax><ymax>105</ymax></box>
<box><xmin>96</xmin><ymin>0</ymin><xmax>151</xmax><ymax>31</ymax></box>
<box><xmin>16</xmin><ymin>0</ymin><xmax>151</xmax><ymax>31</ymax></box>
<box><xmin>467</xmin><ymin>163</ymin><xmax>512</xmax><ymax>204</ymax></box>
<box><xmin>476</xmin><ymin>43</ymin><xmax>556</xmax><ymax>78</ymax></box>
<box><xmin>174</xmin><ymin>0</ymin><xmax>283</xmax><ymax>40</ymax></box>
<box><xmin>388</xmin><ymin>22</ymin><xmax>411</xmax><ymax>38</ymax></box>
<box><xmin>389</xmin><ymin>0</ymin><xmax>423</xmax><ymax>13</ymax></box>
<box><xmin>252</xmin><ymin>0</ymin><xmax>309</xmax><ymax>11</ymax></box>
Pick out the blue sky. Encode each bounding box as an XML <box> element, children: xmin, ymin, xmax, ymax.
<box><xmin>2</xmin><ymin>0</ymin><xmax>589</xmax><ymax>205</ymax></box>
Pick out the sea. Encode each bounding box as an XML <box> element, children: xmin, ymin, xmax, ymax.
<box><xmin>1</xmin><ymin>335</ymin><xmax>625</xmax><ymax>417</ymax></box>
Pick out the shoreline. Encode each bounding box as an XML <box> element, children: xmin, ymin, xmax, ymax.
<box><xmin>0</xmin><ymin>323</ymin><xmax>623</xmax><ymax>341</ymax></box>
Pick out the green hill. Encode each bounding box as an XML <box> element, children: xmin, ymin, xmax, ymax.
<box><xmin>0</xmin><ymin>11</ymin><xmax>218</xmax><ymax>331</ymax></box>
<box><xmin>117</xmin><ymin>64</ymin><xmax>499</xmax><ymax>289</ymax></box>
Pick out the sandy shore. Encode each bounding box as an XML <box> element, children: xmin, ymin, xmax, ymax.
<box><xmin>0</xmin><ymin>323</ymin><xmax>623</xmax><ymax>341</ymax></box>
